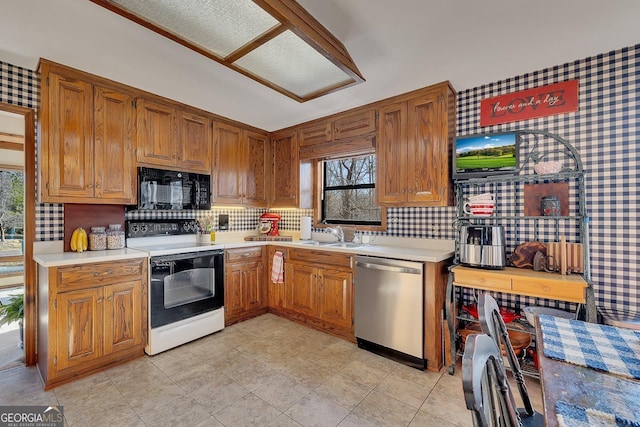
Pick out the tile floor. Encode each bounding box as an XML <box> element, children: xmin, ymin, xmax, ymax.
<box><xmin>0</xmin><ymin>313</ymin><xmax>543</xmax><ymax>426</ymax></box>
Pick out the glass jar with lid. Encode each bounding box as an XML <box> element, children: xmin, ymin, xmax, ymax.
<box><xmin>106</xmin><ymin>224</ymin><xmax>125</xmax><ymax>249</ymax></box>
<box><xmin>89</xmin><ymin>226</ymin><xmax>107</xmax><ymax>250</ymax></box>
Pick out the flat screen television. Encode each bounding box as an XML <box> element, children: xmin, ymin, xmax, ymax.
<box><xmin>452</xmin><ymin>132</ymin><xmax>519</xmax><ymax>179</ymax></box>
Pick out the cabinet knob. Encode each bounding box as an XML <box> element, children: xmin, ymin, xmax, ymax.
<box><xmin>107</xmin><ymin>295</ymin><xmax>112</xmax><ymax>301</ymax></box>
<box><xmin>87</xmin><ymin>184</ymin><xmax>93</xmax><ymax>188</ymax></box>
<box><xmin>97</xmin><ymin>298</ymin><xmax>103</xmax><ymax>303</ymax></box>
<box><xmin>95</xmin><ymin>184</ymin><xmax>101</xmax><ymax>189</ymax></box>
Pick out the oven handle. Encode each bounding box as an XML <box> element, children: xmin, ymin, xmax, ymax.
<box><xmin>150</xmin><ymin>249</ymin><xmax>223</xmax><ymax>265</ymax></box>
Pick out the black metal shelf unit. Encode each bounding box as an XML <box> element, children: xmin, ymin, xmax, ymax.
<box><xmin>446</xmin><ymin>129</ymin><xmax>595</xmax><ymax>376</ymax></box>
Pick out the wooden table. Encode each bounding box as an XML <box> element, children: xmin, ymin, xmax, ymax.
<box><xmin>536</xmin><ymin>323</ymin><xmax>640</xmax><ymax>426</ymax></box>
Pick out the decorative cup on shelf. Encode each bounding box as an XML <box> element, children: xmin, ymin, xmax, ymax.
<box><xmin>463</xmin><ymin>201</ymin><xmax>495</xmax><ymax>216</ymax></box>
<box><xmin>468</xmin><ymin>193</ymin><xmax>496</xmax><ymax>203</ymax></box>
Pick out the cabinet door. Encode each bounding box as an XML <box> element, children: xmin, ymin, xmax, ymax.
<box><xmin>299</xmin><ymin>121</ymin><xmax>332</xmax><ymax>146</ymax></box>
<box><xmin>177</xmin><ymin>110</ymin><xmax>212</xmax><ymax>173</ymax></box>
<box><xmin>94</xmin><ymin>87</ymin><xmax>136</xmax><ymax>203</ymax></box>
<box><xmin>242</xmin><ymin>261</ymin><xmax>266</xmax><ymax>311</ymax></box>
<box><xmin>268</xmin><ymin>247</ymin><xmax>287</xmax><ymax>309</ymax></box>
<box><xmin>55</xmin><ymin>287</ymin><xmax>103</xmax><ymax>371</ymax></box>
<box><xmin>285</xmin><ymin>263</ymin><xmax>317</xmax><ymax>316</ymax></box>
<box><xmin>44</xmin><ymin>72</ymin><xmax>94</xmax><ymax>200</ymax></box>
<box><xmin>270</xmin><ymin>130</ymin><xmax>299</xmax><ymax>207</ymax></box>
<box><xmin>224</xmin><ymin>263</ymin><xmax>244</xmax><ymax>320</ymax></box>
<box><xmin>103</xmin><ymin>280</ymin><xmax>143</xmax><ymax>355</ymax></box>
<box><xmin>244</xmin><ymin>130</ymin><xmax>269</xmax><ymax>207</ymax></box>
<box><xmin>136</xmin><ymin>99</ymin><xmax>177</xmax><ymax>168</ymax></box>
<box><xmin>377</xmin><ymin>101</ymin><xmax>408</xmax><ymax>205</ymax></box>
<box><xmin>333</xmin><ymin>109</ymin><xmax>376</xmax><ymax>140</ymax></box>
<box><xmin>212</xmin><ymin>122</ymin><xmax>244</xmax><ymax>204</ymax></box>
<box><xmin>407</xmin><ymin>92</ymin><xmax>446</xmax><ymax>204</ymax></box>
<box><xmin>318</xmin><ymin>268</ymin><xmax>353</xmax><ymax>330</ymax></box>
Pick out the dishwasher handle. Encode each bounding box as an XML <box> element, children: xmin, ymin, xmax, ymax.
<box><xmin>355</xmin><ymin>260</ymin><xmax>422</xmax><ymax>275</ymax></box>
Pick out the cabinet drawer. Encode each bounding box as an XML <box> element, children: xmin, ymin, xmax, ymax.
<box><xmin>289</xmin><ymin>248</ymin><xmax>352</xmax><ymax>269</ymax></box>
<box><xmin>453</xmin><ymin>269</ymin><xmax>512</xmax><ymax>292</ymax></box>
<box><xmin>56</xmin><ymin>259</ymin><xmax>145</xmax><ymax>291</ymax></box>
<box><xmin>226</xmin><ymin>246</ymin><xmax>265</xmax><ymax>262</ymax></box>
<box><xmin>511</xmin><ymin>277</ymin><xmax>586</xmax><ymax>303</ymax></box>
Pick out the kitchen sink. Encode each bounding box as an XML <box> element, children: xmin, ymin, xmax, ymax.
<box><xmin>323</xmin><ymin>242</ymin><xmax>363</xmax><ymax>248</ymax></box>
<box><xmin>295</xmin><ymin>240</ymin><xmax>362</xmax><ymax>248</ymax></box>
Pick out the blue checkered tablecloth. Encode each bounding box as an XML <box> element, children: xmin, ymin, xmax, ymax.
<box><xmin>556</xmin><ymin>401</ymin><xmax>640</xmax><ymax>427</ymax></box>
<box><xmin>538</xmin><ymin>314</ymin><xmax>640</xmax><ymax>380</ymax></box>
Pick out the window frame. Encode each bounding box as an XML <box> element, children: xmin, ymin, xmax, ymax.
<box><xmin>313</xmin><ymin>155</ymin><xmax>387</xmax><ymax>232</ymax></box>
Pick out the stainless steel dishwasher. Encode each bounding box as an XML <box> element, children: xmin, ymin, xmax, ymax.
<box><xmin>354</xmin><ymin>255</ymin><xmax>425</xmax><ymax>369</ymax></box>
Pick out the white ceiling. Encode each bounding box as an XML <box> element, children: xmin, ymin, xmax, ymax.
<box><xmin>1</xmin><ymin>0</ymin><xmax>639</xmax><ymax>132</ymax></box>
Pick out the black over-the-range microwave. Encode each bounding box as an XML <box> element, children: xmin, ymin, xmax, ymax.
<box><xmin>135</xmin><ymin>167</ymin><xmax>211</xmax><ymax>210</ymax></box>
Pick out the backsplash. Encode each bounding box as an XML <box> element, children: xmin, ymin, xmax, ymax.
<box><xmin>125</xmin><ymin>208</ymin><xmax>314</xmax><ymax>234</ymax></box>
<box><xmin>2</xmin><ymin>42</ymin><xmax>638</xmax><ymax>316</ymax></box>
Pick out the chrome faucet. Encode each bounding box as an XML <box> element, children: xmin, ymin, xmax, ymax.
<box><xmin>326</xmin><ymin>226</ymin><xmax>344</xmax><ymax>242</ymax></box>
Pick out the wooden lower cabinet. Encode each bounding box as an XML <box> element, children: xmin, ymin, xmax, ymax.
<box><xmin>269</xmin><ymin>246</ymin><xmax>354</xmax><ymax>340</ymax></box>
<box><xmin>224</xmin><ymin>246</ymin><xmax>268</xmax><ymax>325</ymax></box>
<box><xmin>285</xmin><ymin>263</ymin><xmax>318</xmax><ymax>317</ymax></box>
<box><xmin>317</xmin><ymin>268</ymin><xmax>353</xmax><ymax>330</ymax></box>
<box><xmin>37</xmin><ymin>258</ymin><xmax>147</xmax><ymax>390</ymax></box>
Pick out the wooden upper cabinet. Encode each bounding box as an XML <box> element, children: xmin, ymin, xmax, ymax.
<box><xmin>377</xmin><ymin>101</ymin><xmax>408</xmax><ymax>205</ymax></box>
<box><xmin>137</xmin><ymin>99</ymin><xmax>212</xmax><ymax>173</ymax></box>
<box><xmin>94</xmin><ymin>87</ymin><xmax>135</xmax><ymax>202</ymax></box>
<box><xmin>211</xmin><ymin>123</ymin><xmax>268</xmax><ymax>207</ymax></box>
<box><xmin>407</xmin><ymin>93</ymin><xmax>445</xmax><ymax>204</ymax></box>
<box><xmin>212</xmin><ymin>122</ymin><xmax>243</xmax><ymax>204</ymax></box>
<box><xmin>299</xmin><ymin>122</ymin><xmax>332</xmax><ymax>146</ymax></box>
<box><xmin>44</xmin><ymin>72</ymin><xmax>94</xmax><ymax>200</ymax></box>
<box><xmin>270</xmin><ymin>130</ymin><xmax>299</xmax><ymax>208</ymax></box>
<box><xmin>177</xmin><ymin>110</ymin><xmax>212</xmax><ymax>173</ymax></box>
<box><xmin>39</xmin><ymin>64</ymin><xmax>136</xmax><ymax>204</ymax></box>
<box><xmin>299</xmin><ymin>109</ymin><xmax>376</xmax><ymax>147</ymax></box>
<box><xmin>377</xmin><ymin>83</ymin><xmax>455</xmax><ymax>207</ymax></box>
<box><xmin>333</xmin><ymin>109</ymin><xmax>376</xmax><ymax>140</ymax></box>
<box><xmin>136</xmin><ymin>99</ymin><xmax>177</xmax><ymax>168</ymax></box>
<box><xmin>244</xmin><ymin>130</ymin><xmax>269</xmax><ymax>207</ymax></box>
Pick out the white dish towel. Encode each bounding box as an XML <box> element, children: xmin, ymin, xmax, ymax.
<box><xmin>271</xmin><ymin>251</ymin><xmax>284</xmax><ymax>283</ymax></box>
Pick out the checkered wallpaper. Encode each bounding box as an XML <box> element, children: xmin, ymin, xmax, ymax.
<box><xmin>0</xmin><ymin>61</ymin><xmax>65</xmax><ymax>241</ymax></box>
<box><xmin>2</xmin><ymin>42</ymin><xmax>638</xmax><ymax>317</ymax></box>
<box><xmin>455</xmin><ymin>44</ymin><xmax>639</xmax><ymax>318</ymax></box>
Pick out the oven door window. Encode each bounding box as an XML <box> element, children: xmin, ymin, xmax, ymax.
<box><xmin>164</xmin><ymin>268</ymin><xmax>214</xmax><ymax>308</ymax></box>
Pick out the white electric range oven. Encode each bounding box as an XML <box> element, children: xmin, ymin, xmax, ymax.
<box><xmin>126</xmin><ymin>219</ymin><xmax>224</xmax><ymax>355</ymax></box>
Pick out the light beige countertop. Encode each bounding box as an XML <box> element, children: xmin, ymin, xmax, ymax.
<box><xmin>34</xmin><ymin>248</ymin><xmax>149</xmax><ymax>268</ymax></box>
<box><xmin>34</xmin><ymin>232</ymin><xmax>454</xmax><ymax>267</ymax></box>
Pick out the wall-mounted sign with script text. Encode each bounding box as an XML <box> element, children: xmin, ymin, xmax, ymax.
<box><xmin>480</xmin><ymin>80</ymin><xmax>579</xmax><ymax>127</ymax></box>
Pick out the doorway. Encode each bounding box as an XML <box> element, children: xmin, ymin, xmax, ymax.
<box><xmin>0</xmin><ymin>103</ymin><xmax>36</xmax><ymax>369</ymax></box>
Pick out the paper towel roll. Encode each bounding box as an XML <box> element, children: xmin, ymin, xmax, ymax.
<box><xmin>300</xmin><ymin>216</ymin><xmax>312</xmax><ymax>240</ymax></box>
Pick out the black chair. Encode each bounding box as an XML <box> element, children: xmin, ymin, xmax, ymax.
<box><xmin>462</xmin><ymin>333</ymin><xmax>521</xmax><ymax>427</ymax></box>
<box><xmin>477</xmin><ymin>291</ymin><xmax>544</xmax><ymax>426</ymax></box>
